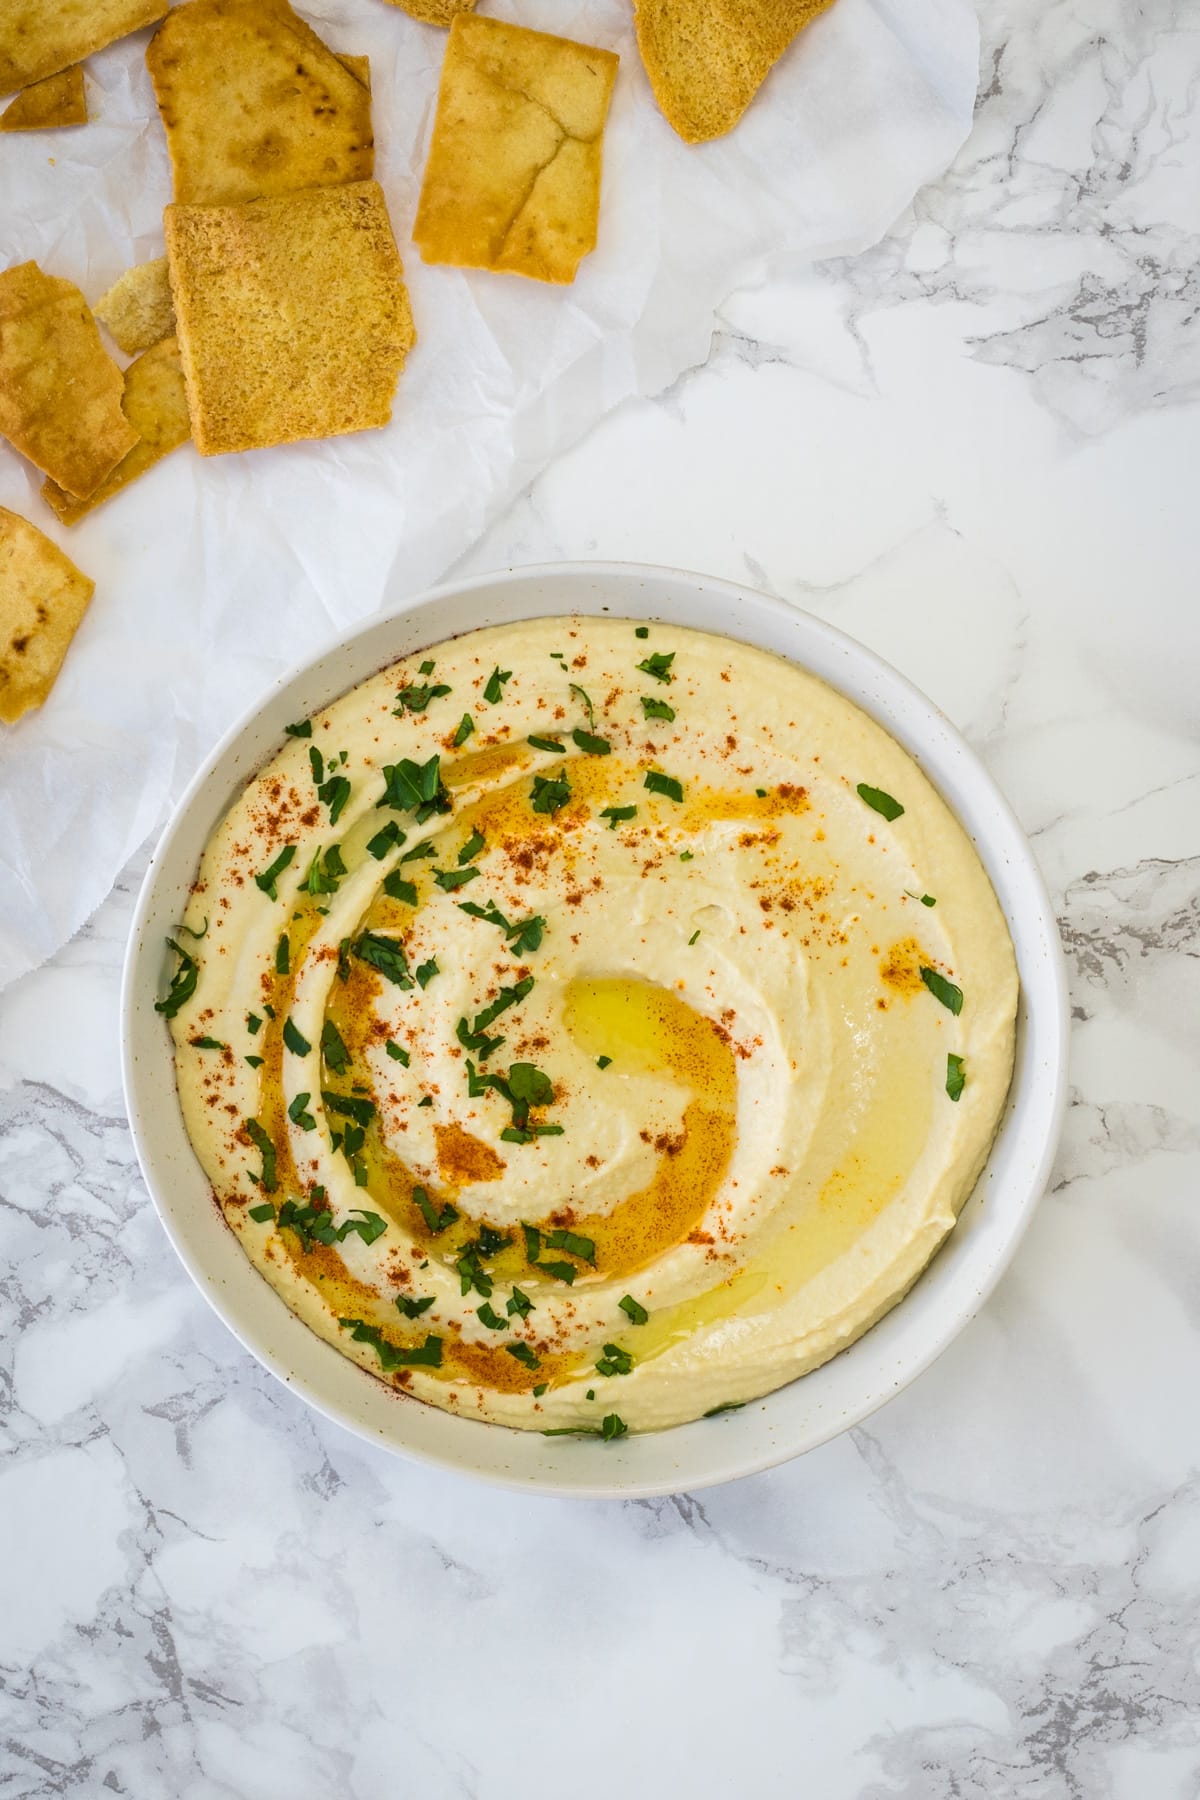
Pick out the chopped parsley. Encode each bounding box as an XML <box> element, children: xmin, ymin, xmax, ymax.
<box><xmin>531</xmin><ymin>772</ymin><xmax>571</xmax><ymax>815</ymax></box>
<box><xmin>245</xmin><ymin>1054</ymin><xmax>264</xmax><ymax>1069</ymax></box>
<box><xmin>243</xmin><ymin>1118</ymin><xmax>277</xmax><ymax>1192</ymax></box>
<box><xmin>321</xmin><ymin>1090</ymin><xmax>375</xmax><ymax>1127</ymax></box>
<box><xmin>680</xmin><ymin>850</ymin><xmax>694</xmax><ymax>862</ymax></box>
<box><xmin>507</xmin><ymin>1286</ymin><xmax>533</xmax><ymax>1319</ymax></box>
<box><xmin>415</xmin><ymin>958</ymin><xmax>439</xmax><ymax>988</ymax></box>
<box><xmin>383</xmin><ymin>871</ymin><xmax>418</xmax><ymax>905</ymax></box>
<box><xmin>246</xmin><ymin>1012</ymin><xmax>262</xmax><ymax>1035</ymax></box>
<box><xmin>303</xmin><ymin>844</ymin><xmax>346</xmax><ymax>897</ymax></box>
<box><xmin>395</xmin><ymin>680</ymin><xmax>451</xmax><ymax>715</ymax></box>
<box><xmin>366</xmin><ymin>820</ymin><xmax>405</xmax><ymax>860</ymax></box>
<box><xmin>505</xmin><ymin>1342</ymin><xmax>539</xmax><ymax>1369</ymax></box>
<box><xmin>595</xmin><ymin>1343</ymin><xmax>633</xmax><ymax>1377</ymax></box>
<box><xmin>856</xmin><ymin>783</ymin><xmax>904</xmax><ymax>822</ymax></box>
<box><xmin>600</xmin><ymin>805</ymin><xmax>637</xmax><ymax>829</ymax></box>
<box><xmin>528</xmin><ymin>735</ymin><xmax>566</xmax><ymax>754</ymax></box>
<box><xmin>533</xmin><ymin>1382</ymin><xmax>548</xmax><ymax>1397</ymax></box>
<box><xmin>618</xmin><ymin>1294</ymin><xmax>649</xmax><ymax>1325</ymax></box>
<box><xmin>452</xmin><ymin>713</ymin><xmax>474</xmax><ymax>747</ymax></box>
<box><xmin>456</xmin><ymin>976</ymin><xmax>534</xmax><ymax>1058</ymax></box>
<box><xmin>546</xmin><ymin>1413</ymin><xmax>628</xmax><ymax>1440</ymax></box>
<box><xmin>946</xmin><ymin>1053</ymin><xmax>966</xmax><ymax>1101</ymax></box>
<box><xmin>385</xmin><ymin>1039</ymin><xmax>410</xmax><ymax>1065</ymax></box>
<box><xmin>572</xmin><ymin>727</ymin><xmax>611</xmax><ymax>756</ymax></box>
<box><xmin>522</xmin><ymin>1223</ymin><xmax>577</xmax><ymax>1284</ymax></box>
<box><xmin>287</xmin><ymin>1092</ymin><xmax>317</xmax><ymax>1131</ymax></box>
<box><xmin>477</xmin><ymin>1301</ymin><xmax>508</xmax><ymax>1331</ymax></box>
<box><xmin>284</xmin><ymin>719</ymin><xmax>312</xmax><ymax>738</ymax></box>
<box><xmin>483</xmin><ymin>666</ymin><xmax>512</xmax><ymax>704</ymax></box>
<box><xmin>412</xmin><ymin>1187</ymin><xmax>458</xmax><ymax>1235</ymax></box>
<box><xmin>506</xmin><ymin>914</ymin><xmax>545</xmax><ymax>955</ymax></box>
<box><xmin>254</xmin><ymin>843</ymin><xmax>296</xmax><ymax>900</ymax></box>
<box><xmin>188</xmin><ymin>1036</ymin><xmax>225</xmax><ymax>1051</ymax></box>
<box><xmin>458</xmin><ymin>829</ymin><xmax>486</xmax><ymax>865</ymax></box>
<box><xmin>248</xmin><ymin>1202</ymin><xmax>275</xmax><ymax>1222</ymax></box>
<box><xmin>640</xmin><ymin>696</ymin><xmax>676</xmax><ymax>723</ymax></box>
<box><xmin>922</xmin><ymin>894</ymin><xmax>937</xmax><ymax>907</ymax></box>
<box><xmin>282</xmin><ymin>1017</ymin><xmax>311</xmax><ymax>1057</ymax></box>
<box><xmin>456</xmin><ymin>1247</ymin><xmax>493</xmax><ymax>1299</ymax></box>
<box><xmin>338</xmin><ymin>1320</ymin><xmax>442</xmax><ymax>1370</ymax></box>
<box><xmin>597</xmin><ymin>1055</ymin><xmax>612</xmax><ymax>1070</ymax></box>
<box><xmin>543</xmin><ymin>1227</ymin><xmax>595</xmax><ymax>1265</ymax></box>
<box><xmin>920</xmin><ymin>966</ymin><xmax>964</xmax><ymax>1014</ymax></box>
<box><xmin>317</xmin><ymin>773</ymin><xmax>351</xmax><ymax>826</ymax></box>
<box><xmin>378</xmin><ymin>754</ymin><xmax>447</xmax><ymax>821</ymax></box>
<box><xmin>354</xmin><ymin>930</ymin><xmax>412</xmax><ymax>988</ymax></box>
<box><xmin>400</xmin><ymin>840</ymin><xmax>436</xmax><ymax>864</ymax></box>
<box><xmin>321</xmin><ymin>1018</ymin><xmax>350</xmax><ymax>1074</ymax></box>
<box><xmin>275</xmin><ymin>933</ymin><xmax>290</xmax><ymax>975</ymax></box>
<box><xmin>644</xmin><ymin>770</ymin><xmax>684</xmax><ymax>803</ymax></box>
<box><xmin>155</xmin><ymin>938</ymin><xmax>199</xmax><ymax>1018</ymax></box>
<box><xmin>396</xmin><ymin>1293</ymin><xmax>435</xmax><ymax>1320</ymax></box>
<box><xmin>634</xmin><ymin>626</ymin><xmax>650</xmax><ymax>639</ymax></box>
<box><xmin>434</xmin><ymin>865</ymin><xmax>480</xmax><ymax>892</ymax></box>
<box><xmin>688</xmin><ymin>929</ymin><xmax>701</xmax><ymax>945</ymax></box>
<box><xmin>569</xmin><ymin>683</ymin><xmax>595</xmax><ymax>725</ymax></box>
<box><xmin>704</xmin><ymin>1402</ymin><xmax>744</xmax><ymax>1418</ymax></box>
<box><xmin>636</xmin><ymin>650</ymin><xmax>674</xmax><ymax>683</ymax></box>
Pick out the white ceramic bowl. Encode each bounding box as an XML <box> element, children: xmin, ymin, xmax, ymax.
<box><xmin>122</xmin><ymin>563</ymin><xmax>1068</xmax><ymax>1498</ymax></box>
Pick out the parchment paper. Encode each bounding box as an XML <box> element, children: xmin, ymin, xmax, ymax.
<box><xmin>0</xmin><ymin>0</ymin><xmax>978</xmax><ymax>989</ymax></box>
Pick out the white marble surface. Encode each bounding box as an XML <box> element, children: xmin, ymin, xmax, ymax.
<box><xmin>3</xmin><ymin>0</ymin><xmax>1199</xmax><ymax>1792</ymax></box>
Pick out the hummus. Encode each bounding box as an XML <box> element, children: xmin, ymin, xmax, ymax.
<box><xmin>164</xmin><ymin>617</ymin><xmax>1018</xmax><ymax>1435</ymax></box>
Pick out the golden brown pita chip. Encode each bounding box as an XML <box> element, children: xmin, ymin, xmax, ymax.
<box><xmin>165</xmin><ymin>180</ymin><xmax>415</xmax><ymax>456</ymax></box>
<box><xmin>0</xmin><ymin>1</ymin><xmax>165</xmax><ymax>98</ymax></box>
<box><xmin>0</xmin><ymin>66</ymin><xmax>88</xmax><ymax>132</ymax></box>
<box><xmin>633</xmin><ymin>0</ymin><xmax>836</xmax><ymax>144</ymax></box>
<box><xmin>338</xmin><ymin>54</ymin><xmax>370</xmax><ymax>88</ymax></box>
<box><xmin>380</xmin><ymin>0</ymin><xmax>476</xmax><ymax>24</ymax></box>
<box><xmin>0</xmin><ymin>262</ymin><xmax>139</xmax><ymax>501</ymax></box>
<box><xmin>42</xmin><ymin>337</ymin><xmax>191</xmax><ymax>525</ymax></box>
<box><xmin>413</xmin><ymin>17</ymin><xmax>618</xmax><ymax>285</ymax></box>
<box><xmin>94</xmin><ymin>257</ymin><xmax>175</xmax><ymax>355</ymax></box>
<box><xmin>146</xmin><ymin>0</ymin><xmax>374</xmax><ymax>206</ymax></box>
<box><xmin>0</xmin><ymin>508</ymin><xmax>94</xmax><ymax>724</ymax></box>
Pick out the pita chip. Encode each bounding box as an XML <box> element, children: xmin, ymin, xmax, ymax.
<box><xmin>94</xmin><ymin>258</ymin><xmax>176</xmax><ymax>355</ymax></box>
<box><xmin>0</xmin><ymin>66</ymin><xmax>88</xmax><ymax>132</ymax></box>
<box><xmin>0</xmin><ymin>1</ymin><xmax>165</xmax><ymax>98</ymax></box>
<box><xmin>146</xmin><ymin>0</ymin><xmax>374</xmax><ymax>205</ymax></box>
<box><xmin>381</xmin><ymin>0</ymin><xmax>476</xmax><ymax>24</ymax></box>
<box><xmin>0</xmin><ymin>262</ymin><xmax>139</xmax><ymax>500</ymax></box>
<box><xmin>633</xmin><ymin>0</ymin><xmax>837</xmax><ymax>144</ymax></box>
<box><xmin>0</xmin><ymin>508</ymin><xmax>94</xmax><ymax>725</ymax></box>
<box><xmin>43</xmin><ymin>337</ymin><xmax>192</xmax><ymax>525</ymax></box>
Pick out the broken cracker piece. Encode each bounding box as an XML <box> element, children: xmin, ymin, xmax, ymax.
<box><xmin>43</xmin><ymin>337</ymin><xmax>191</xmax><ymax>525</ymax></box>
<box><xmin>633</xmin><ymin>0</ymin><xmax>837</xmax><ymax>145</ymax></box>
<box><xmin>164</xmin><ymin>179</ymin><xmax>415</xmax><ymax>456</ymax></box>
<box><xmin>0</xmin><ymin>1</ymin><xmax>165</xmax><ymax>99</ymax></box>
<box><xmin>0</xmin><ymin>66</ymin><xmax>88</xmax><ymax>132</ymax></box>
<box><xmin>94</xmin><ymin>258</ymin><xmax>176</xmax><ymax>355</ymax></box>
<box><xmin>413</xmin><ymin>16</ymin><xmax>618</xmax><ymax>285</ymax></box>
<box><xmin>146</xmin><ymin>0</ymin><xmax>374</xmax><ymax>206</ymax></box>
<box><xmin>0</xmin><ymin>262</ymin><xmax>139</xmax><ymax>501</ymax></box>
<box><xmin>0</xmin><ymin>508</ymin><xmax>95</xmax><ymax>724</ymax></box>
<box><xmin>381</xmin><ymin>0</ymin><xmax>477</xmax><ymax>25</ymax></box>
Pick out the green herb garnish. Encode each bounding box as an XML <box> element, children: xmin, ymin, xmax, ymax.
<box><xmin>644</xmin><ymin>770</ymin><xmax>683</xmax><ymax>803</ymax></box>
<box><xmin>595</xmin><ymin>1343</ymin><xmax>633</xmax><ymax>1377</ymax></box>
<box><xmin>188</xmin><ymin>1036</ymin><xmax>225</xmax><ymax>1051</ymax></box>
<box><xmin>412</xmin><ymin>1186</ymin><xmax>457</xmax><ymax>1235</ymax></box>
<box><xmin>920</xmin><ymin>966</ymin><xmax>964</xmax><ymax>1014</ymax></box>
<box><xmin>572</xmin><ymin>727</ymin><xmax>611</xmax><ymax>756</ymax></box>
<box><xmin>483</xmin><ymin>666</ymin><xmax>512</xmax><ymax>704</ymax></box>
<box><xmin>506</xmin><ymin>914</ymin><xmax>545</xmax><ymax>955</ymax></box>
<box><xmin>543</xmin><ymin>1227</ymin><xmax>595</xmax><ymax>1265</ymax></box>
<box><xmin>282</xmin><ymin>1017</ymin><xmax>311</xmax><ymax>1057</ymax></box>
<box><xmin>528</xmin><ymin>735</ymin><xmax>566</xmax><ymax>754</ymax></box>
<box><xmin>636</xmin><ymin>650</ymin><xmax>674</xmax><ymax>683</ymax></box>
<box><xmin>507</xmin><ymin>1287</ymin><xmax>533</xmax><ymax>1319</ymax></box>
<box><xmin>946</xmin><ymin>1053</ymin><xmax>966</xmax><ymax>1101</ymax></box>
<box><xmin>458</xmin><ymin>829</ymin><xmax>485</xmax><ymax>865</ymax></box>
<box><xmin>452</xmin><ymin>713</ymin><xmax>474</xmax><ymax>747</ymax></box>
<box><xmin>354</xmin><ymin>930</ymin><xmax>412</xmax><ymax>988</ymax></box>
<box><xmin>367</xmin><ymin>820</ymin><xmax>405</xmax><ymax>860</ymax></box>
<box><xmin>531</xmin><ymin>773</ymin><xmax>571</xmax><ymax>815</ymax></box>
<box><xmin>477</xmin><ymin>1302</ymin><xmax>508</xmax><ymax>1331</ymax></box>
<box><xmin>155</xmin><ymin>938</ymin><xmax>199</xmax><ymax>1018</ymax></box>
<box><xmin>856</xmin><ymin>783</ymin><xmax>904</xmax><ymax>822</ymax></box>
<box><xmin>704</xmin><ymin>1402</ymin><xmax>744</xmax><ymax>1417</ymax></box>
<box><xmin>254</xmin><ymin>843</ymin><xmax>296</xmax><ymax>900</ymax></box>
<box><xmin>321</xmin><ymin>1018</ymin><xmax>350</xmax><ymax>1074</ymax></box>
<box><xmin>640</xmin><ymin>696</ymin><xmax>675</xmax><ymax>723</ymax></box>
<box><xmin>248</xmin><ymin>1202</ymin><xmax>276</xmax><ymax>1222</ymax></box>
<box><xmin>275</xmin><ymin>933</ymin><xmax>290</xmax><ymax>975</ymax></box>
<box><xmin>395</xmin><ymin>681</ymin><xmax>451</xmax><ymax>715</ymax></box>
<box><xmin>569</xmin><ymin>683</ymin><xmax>595</xmax><ymax>725</ymax></box>
<box><xmin>415</xmin><ymin>958</ymin><xmax>439</xmax><ymax>988</ymax></box>
<box><xmin>287</xmin><ymin>1092</ymin><xmax>317</xmax><ymax>1131</ymax></box>
<box><xmin>317</xmin><ymin>774</ymin><xmax>351</xmax><ymax>826</ymax></box>
<box><xmin>338</xmin><ymin>1320</ymin><xmax>442</xmax><ymax>1370</ymax></box>
<box><xmin>600</xmin><ymin>805</ymin><xmax>636</xmax><ymax>829</ymax></box>
<box><xmin>688</xmin><ymin>929</ymin><xmax>700</xmax><ymax>945</ymax></box>
<box><xmin>243</xmin><ymin>1118</ymin><xmax>277</xmax><ymax>1192</ymax></box>
<box><xmin>378</xmin><ymin>754</ymin><xmax>446</xmax><ymax>820</ymax></box>
<box><xmin>285</xmin><ymin>719</ymin><xmax>312</xmax><ymax>738</ymax></box>
<box><xmin>321</xmin><ymin>1090</ymin><xmax>375</xmax><ymax>1127</ymax></box>
<box><xmin>400</xmin><ymin>840</ymin><xmax>436</xmax><ymax>864</ymax></box>
<box><xmin>618</xmin><ymin>1295</ymin><xmax>648</xmax><ymax>1325</ymax></box>
<box><xmin>597</xmin><ymin>1055</ymin><xmax>612</xmax><ymax>1070</ymax></box>
<box><xmin>505</xmin><ymin>1342</ymin><xmax>539</xmax><ymax>1369</ymax></box>
<box><xmin>303</xmin><ymin>843</ymin><xmax>347</xmax><ymax>897</ymax></box>
<box><xmin>246</xmin><ymin>1012</ymin><xmax>262</xmax><ymax>1035</ymax></box>
<box><xmin>434</xmin><ymin>866</ymin><xmax>480</xmax><ymax>892</ymax></box>
<box><xmin>383</xmin><ymin>871</ymin><xmax>418</xmax><ymax>905</ymax></box>
<box><xmin>396</xmin><ymin>1293</ymin><xmax>435</xmax><ymax>1320</ymax></box>
<box><xmin>385</xmin><ymin>1039</ymin><xmax>410</xmax><ymax>1065</ymax></box>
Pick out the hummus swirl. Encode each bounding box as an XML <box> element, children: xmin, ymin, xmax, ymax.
<box><xmin>166</xmin><ymin>617</ymin><xmax>1018</xmax><ymax>1434</ymax></box>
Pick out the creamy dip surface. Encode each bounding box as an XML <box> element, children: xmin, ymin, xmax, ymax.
<box><xmin>164</xmin><ymin>617</ymin><xmax>1018</xmax><ymax>1435</ymax></box>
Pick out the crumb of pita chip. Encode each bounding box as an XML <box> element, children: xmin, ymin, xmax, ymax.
<box><xmin>165</xmin><ymin>179</ymin><xmax>415</xmax><ymax>456</ymax></box>
<box><xmin>1</xmin><ymin>1</ymin><xmax>165</xmax><ymax>98</ymax></box>
<box><xmin>146</xmin><ymin>0</ymin><xmax>374</xmax><ymax>206</ymax></box>
<box><xmin>0</xmin><ymin>66</ymin><xmax>88</xmax><ymax>131</ymax></box>
<box><xmin>0</xmin><ymin>508</ymin><xmax>94</xmax><ymax>725</ymax></box>
<box><xmin>43</xmin><ymin>337</ymin><xmax>191</xmax><ymax>525</ymax></box>
<box><xmin>413</xmin><ymin>16</ymin><xmax>618</xmax><ymax>285</ymax></box>
<box><xmin>0</xmin><ymin>262</ymin><xmax>139</xmax><ymax>501</ymax></box>
<box><xmin>94</xmin><ymin>258</ymin><xmax>175</xmax><ymax>355</ymax></box>
<box><xmin>633</xmin><ymin>0</ymin><xmax>837</xmax><ymax>144</ymax></box>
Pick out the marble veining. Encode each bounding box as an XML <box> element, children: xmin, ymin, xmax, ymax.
<box><xmin>2</xmin><ymin>0</ymin><xmax>1199</xmax><ymax>1792</ymax></box>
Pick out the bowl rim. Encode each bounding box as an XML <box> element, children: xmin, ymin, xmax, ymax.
<box><xmin>121</xmin><ymin>559</ymin><xmax>1069</xmax><ymax>1499</ymax></box>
